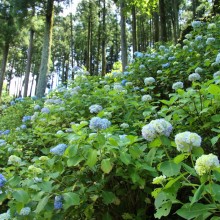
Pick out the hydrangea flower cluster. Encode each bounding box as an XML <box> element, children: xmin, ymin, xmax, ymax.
<box><xmin>134</xmin><ymin>51</ymin><xmax>143</xmax><ymax>58</ymax></box>
<box><xmin>22</xmin><ymin>116</ymin><xmax>31</xmax><ymax>123</ymax></box>
<box><xmin>20</xmin><ymin>124</ymin><xmax>27</xmax><ymax>130</ymax></box>
<box><xmin>208</xmin><ymin>23</ymin><xmax>216</xmax><ymax>29</ymax></box>
<box><xmin>195</xmin><ymin>67</ymin><xmax>203</xmax><ymax>73</ymax></box>
<box><xmin>195</xmin><ymin>35</ymin><xmax>202</xmax><ymax>41</ymax></box>
<box><xmin>28</xmin><ymin>165</ymin><xmax>43</xmax><ymax>174</ymax></box>
<box><xmin>19</xmin><ymin>207</ymin><xmax>31</xmax><ymax>216</ymax></box>
<box><xmin>172</xmin><ymin>82</ymin><xmax>184</xmax><ymax>90</ymax></box>
<box><xmin>89</xmin><ymin>104</ymin><xmax>103</xmax><ymax>113</ymax></box>
<box><xmin>195</xmin><ymin>154</ymin><xmax>219</xmax><ymax>176</ymax></box>
<box><xmin>8</xmin><ymin>155</ymin><xmax>22</xmax><ymax>165</ymax></box>
<box><xmin>113</xmin><ymin>83</ymin><xmax>124</xmax><ymax>91</ymax></box>
<box><xmin>213</xmin><ymin>71</ymin><xmax>220</xmax><ymax>79</ymax></box>
<box><xmin>191</xmin><ymin>20</ymin><xmax>202</xmax><ymax>28</ymax></box>
<box><xmin>54</xmin><ymin>195</ymin><xmax>63</xmax><ymax>210</ymax></box>
<box><xmin>152</xmin><ymin>175</ymin><xmax>166</xmax><ymax>185</ymax></box>
<box><xmin>144</xmin><ymin>77</ymin><xmax>156</xmax><ymax>85</ymax></box>
<box><xmin>142</xmin><ymin>119</ymin><xmax>173</xmax><ymax>141</ymax></box>
<box><xmin>0</xmin><ymin>139</ymin><xmax>6</xmax><ymax>147</ymax></box>
<box><xmin>141</xmin><ymin>95</ymin><xmax>152</xmax><ymax>102</ymax></box>
<box><xmin>0</xmin><ymin>210</ymin><xmax>10</xmax><ymax>219</ymax></box>
<box><xmin>206</xmin><ymin>37</ymin><xmax>215</xmax><ymax>45</ymax></box>
<box><xmin>175</xmin><ymin>131</ymin><xmax>202</xmax><ymax>152</ymax></box>
<box><xmin>41</xmin><ymin>107</ymin><xmax>50</xmax><ymax>114</ymax></box>
<box><xmin>121</xmin><ymin>79</ymin><xmax>127</xmax><ymax>86</ymax></box>
<box><xmin>89</xmin><ymin>117</ymin><xmax>111</xmax><ymax>130</ymax></box>
<box><xmin>216</xmin><ymin>53</ymin><xmax>220</xmax><ymax>64</ymax></box>
<box><xmin>120</xmin><ymin>123</ymin><xmax>129</xmax><ymax>129</ymax></box>
<box><xmin>50</xmin><ymin>144</ymin><xmax>68</xmax><ymax>156</ymax></box>
<box><xmin>0</xmin><ymin>174</ymin><xmax>6</xmax><ymax>187</ymax></box>
<box><xmin>188</xmin><ymin>73</ymin><xmax>201</xmax><ymax>81</ymax></box>
<box><xmin>34</xmin><ymin>105</ymin><xmax>41</xmax><ymax>111</ymax></box>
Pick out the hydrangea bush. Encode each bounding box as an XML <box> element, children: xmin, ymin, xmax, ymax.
<box><xmin>0</xmin><ymin>17</ymin><xmax>219</xmax><ymax>220</ymax></box>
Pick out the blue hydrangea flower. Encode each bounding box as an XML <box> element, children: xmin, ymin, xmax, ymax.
<box><xmin>0</xmin><ymin>210</ymin><xmax>10</xmax><ymax>219</ymax></box>
<box><xmin>19</xmin><ymin>207</ymin><xmax>31</xmax><ymax>215</ymax></box>
<box><xmin>121</xmin><ymin>79</ymin><xmax>127</xmax><ymax>86</ymax></box>
<box><xmin>0</xmin><ymin>139</ymin><xmax>6</xmax><ymax>147</ymax></box>
<box><xmin>216</xmin><ymin>53</ymin><xmax>220</xmax><ymax>64</ymax></box>
<box><xmin>172</xmin><ymin>82</ymin><xmax>184</xmax><ymax>90</ymax></box>
<box><xmin>162</xmin><ymin>63</ymin><xmax>170</xmax><ymax>68</ymax></box>
<box><xmin>54</xmin><ymin>195</ymin><xmax>63</xmax><ymax>210</ymax></box>
<box><xmin>20</xmin><ymin>124</ymin><xmax>27</xmax><ymax>130</ymax></box>
<box><xmin>191</xmin><ymin>20</ymin><xmax>202</xmax><ymax>28</ymax></box>
<box><xmin>41</xmin><ymin>107</ymin><xmax>50</xmax><ymax>114</ymax></box>
<box><xmin>34</xmin><ymin>105</ymin><xmax>41</xmax><ymax>111</ymax></box>
<box><xmin>134</xmin><ymin>51</ymin><xmax>143</xmax><ymax>58</ymax></box>
<box><xmin>142</xmin><ymin>119</ymin><xmax>173</xmax><ymax>141</ymax></box>
<box><xmin>50</xmin><ymin>144</ymin><xmax>68</xmax><ymax>156</ymax></box>
<box><xmin>2</xmin><ymin>130</ymin><xmax>10</xmax><ymax>135</ymax></box>
<box><xmin>22</xmin><ymin>116</ymin><xmax>31</xmax><ymax>123</ymax></box>
<box><xmin>0</xmin><ymin>174</ymin><xmax>6</xmax><ymax>187</ymax></box>
<box><xmin>206</xmin><ymin>37</ymin><xmax>215</xmax><ymax>45</ymax></box>
<box><xmin>89</xmin><ymin>104</ymin><xmax>103</xmax><ymax>113</ymax></box>
<box><xmin>188</xmin><ymin>73</ymin><xmax>201</xmax><ymax>81</ymax></box>
<box><xmin>89</xmin><ymin>117</ymin><xmax>111</xmax><ymax>130</ymax></box>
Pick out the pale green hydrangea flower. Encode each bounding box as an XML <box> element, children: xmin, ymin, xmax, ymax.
<box><xmin>8</xmin><ymin>155</ymin><xmax>22</xmax><ymax>165</ymax></box>
<box><xmin>195</xmin><ymin>154</ymin><xmax>219</xmax><ymax>176</ymax></box>
<box><xmin>152</xmin><ymin>175</ymin><xmax>166</xmax><ymax>185</ymax></box>
<box><xmin>175</xmin><ymin>131</ymin><xmax>202</xmax><ymax>152</ymax></box>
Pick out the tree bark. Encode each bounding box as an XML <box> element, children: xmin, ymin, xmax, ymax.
<box><xmin>0</xmin><ymin>41</ymin><xmax>10</xmax><ymax>99</ymax></box>
<box><xmin>101</xmin><ymin>0</ymin><xmax>106</xmax><ymax>76</ymax></box>
<box><xmin>120</xmin><ymin>0</ymin><xmax>127</xmax><ymax>72</ymax></box>
<box><xmin>36</xmin><ymin>0</ymin><xmax>54</xmax><ymax>98</ymax></box>
<box><xmin>131</xmin><ymin>6</ymin><xmax>137</xmax><ymax>55</ymax></box>
<box><xmin>159</xmin><ymin>0</ymin><xmax>167</xmax><ymax>42</ymax></box>
<box><xmin>153</xmin><ymin>11</ymin><xmax>159</xmax><ymax>43</ymax></box>
<box><xmin>23</xmin><ymin>29</ymin><xmax>34</xmax><ymax>97</ymax></box>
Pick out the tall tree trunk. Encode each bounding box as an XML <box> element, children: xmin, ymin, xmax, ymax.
<box><xmin>0</xmin><ymin>41</ymin><xmax>10</xmax><ymax>99</ymax></box>
<box><xmin>23</xmin><ymin>29</ymin><xmax>34</xmax><ymax>97</ymax></box>
<box><xmin>101</xmin><ymin>0</ymin><xmax>106</xmax><ymax>76</ymax></box>
<box><xmin>153</xmin><ymin>11</ymin><xmax>159</xmax><ymax>43</ymax></box>
<box><xmin>70</xmin><ymin>13</ymin><xmax>74</xmax><ymax>79</ymax></box>
<box><xmin>86</xmin><ymin>1</ymin><xmax>92</xmax><ymax>73</ymax></box>
<box><xmin>36</xmin><ymin>0</ymin><xmax>54</xmax><ymax>98</ymax></box>
<box><xmin>192</xmin><ymin>0</ymin><xmax>199</xmax><ymax>18</ymax></box>
<box><xmin>131</xmin><ymin>6</ymin><xmax>137</xmax><ymax>55</ymax></box>
<box><xmin>159</xmin><ymin>0</ymin><xmax>167</xmax><ymax>42</ymax></box>
<box><xmin>120</xmin><ymin>0</ymin><xmax>127</xmax><ymax>72</ymax></box>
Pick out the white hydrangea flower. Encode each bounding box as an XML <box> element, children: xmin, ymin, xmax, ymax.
<box><xmin>207</xmin><ymin>23</ymin><xmax>216</xmax><ymax>29</ymax></box>
<box><xmin>144</xmin><ymin>77</ymin><xmax>156</xmax><ymax>86</ymax></box>
<box><xmin>152</xmin><ymin>175</ymin><xmax>166</xmax><ymax>185</ymax></box>
<box><xmin>172</xmin><ymin>82</ymin><xmax>183</xmax><ymax>90</ymax></box>
<box><xmin>175</xmin><ymin>131</ymin><xmax>202</xmax><ymax>152</ymax></box>
<box><xmin>157</xmin><ymin>70</ymin><xmax>162</xmax><ymax>74</ymax></box>
<box><xmin>8</xmin><ymin>155</ymin><xmax>22</xmax><ymax>165</ymax></box>
<box><xmin>104</xmin><ymin>85</ymin><xmax>110</xmax><ymax>90</ymax></box>
<box><xmin>89</xmin><ymin>104</ymin><xmax>103</xmax><ymax>113</ymax></box>
<box><xmin>142</xmin><ymin>119</ymin><xmax>172</xmax><ymax>141</ymax></box>
<box><xmin>195</xmin><ymin>67</ymin><xmax>203</xmax><ymax>73</ymax></box>
<box><xmin>183</xmin><ymin>45</ymin><xmax>188</xmax><ymax>50</ymax></box>
<box><xmin>188</xmin><ymin>73</ymin><xmax>201</xmax><ymax>81</ymax></box>
<box><xmin>195</xmin><ymin>154</ymin><xmax>219</xmax><ymax>176</ymax></box>
<box><xmin>120</xmin><ymin>123</ymin><xmax>129</xmax><ymax>129</ymax></box>
<box><xmin>19</xmin><ymin>207</ymin><xmax>31</xmax><ymax>216</ymax></box>
<box><xmin>141</xmin><ymin>95</ymin><xmax>152</xmax><ymax>102</ymax></box>
<box><xmin>213</xmin><ymin>71</ymin><xmax>220</xmax><ymax>79</ymax></box>
<box><xmin>216</xmin><ymin>53</ymin><xmax>220</xmax><ymax>64</ymax></box>
<box><xmin>206</xmin><ymin>37</ymin><xmax>215</xmax><ymax>45</ymax></box>
<box><xmin>113</xmin><ymin>83</ymin><xmax>124</xmax><ymax>91</ymax></box>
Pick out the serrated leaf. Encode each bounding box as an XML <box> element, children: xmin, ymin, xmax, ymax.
<box><xmin>86</xmin><ymin>149</ymin><xmax>98</xmax><ymax>168</ymax></box>
<box><xmin>101</xmin><ymin>159</ymin><xmax>113</xmax><ymax>174</ymax></box>
<box><xmin>120</xmin><ymin>152</ymin><xmax>131</xmax><ymax>165</ymax></box>
<box><xmin>35</xmin><ymin>195</ymin><xmax>50</xmax><ymax>213</ymax></box>
<box><xmin>211</xmin><ymin>136</ymin><xmax>219</xmax><ymax>146</ymax></box>
<box><xmin>211</xmin><ymin>114</ymin><xmax>220</xmax><ymax>122</ymax></box>
<box><xmin>159</xmin><ymin>161</ymin><xmax>181</xmax><ymax>177</ymax></box>
<box><xmin>173</xmin><ymin>154</ymin><xmax>189</xmax><ymax>164</ymax></box>
<box><xmin>13</xmin><ymin>190</ymin><xmax>29</xmax><ymax>203</ymax></box>
<box><xmin>149</xmin><ymin>137</ymin><xmax>162</xmax><ymax>148</ymax></box>
<box><xmin>63</xmin><ymin>192</ymin><xmax>80</xmax><ymax>209</ymax></box>
<box><xmin>207</xmin><ymin>84</ymin><xmax>220</xmax><ymax>95</ymax></box>
<box><xmin>67</xmin><ymin>156</ymin><xmax>83</xmax><ymax>167</ymax></box>
<box><xmin>102</xmin><ymin>191</ymin><xmax>116</xmax><ymax>205</ymax></box>
<box><xmin>190</xmin><ymin>183</ymin><xmax>205</xmax><ymax>205</ymax></box>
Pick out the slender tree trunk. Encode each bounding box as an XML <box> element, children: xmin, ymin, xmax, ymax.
<box><xmin>120</xmin><ymin>0</ymin><xmax>127</xmax><ymax>72</ymax></box>
<box><xmin>153</xmin><ymin>11</ymin><xmax>159</xmax><ymax>43</ymax></box>
<box><xmin>29</xmin><ymin>74</ymin><xmax>35</xmax><ymax>96</ymax></box>
<box><xmin>36</xmin><ymin>0</ymin><xmax>54</xmax><ymax>98</ymax></box>
<box><xmin>131</xmin><ymin>6</ymin><xmax>137</xmax><ymax>55</ymax></box>
<box><xmin>101</xmin><ymin>0</ymin><xmax>106</xmax><ymax>76</ymax></box>
<box><xmin>159</xmin><ymin>0</ymin><xmax>167</xmax><ymax>42</ymax></box>
<box><xmin>70</xmin><ymin>13</ymin><xmax>74</xmax><ymax>79</ymax></box>
<box><xmin>0</xmin><ymin>41</ymin><xmax>10</xmax><ymax>99</ymax></box>
<box><xmin>86</xmin><ymin>1</ymin><xmax>91</xmax><ymax>73</ymax></box>
<box><xmin>23</xmin><ymin>29</ymin><xmax>34</xmax><ymax>97</ymax></box>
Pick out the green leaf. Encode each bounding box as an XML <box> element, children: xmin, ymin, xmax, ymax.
<box><xmin>8</xmin><ymin>175</ymin><xmax>21</xmax><ymax>187</ymax></box>
<box><xmin>190</xmin><ymin>183</ymin><xmax>205</xmax><ymax>205</ymax></box>
<box><xmin>206</xmin><ymin>183</ymin><xmax>220</xmax><ymax>202</ymax></box>
<box><xmin>207</xmin><ymin>84</ymin><xmax>220</xmax><ymax>95</ymax></box>
<box><xmin>159</xmin><ymin>161</ymin><xmax>181</xmax><ymax>177</ymax></box>
<box><xmin>102</xmin><ymin>212</ymin><xmax>112</xmax><ymax>220</ymax></box>
<box><xmin>211</xmin><ymin>136</ymin><xmax>219</xmax><ymax>146</ymax></box>
<box><xmin>173</xmin><ymin>154</ymin><xmax>189</xmax><ymax>164</ymax></box>
<box><xmin>86</xmin><ymin>149</ymin><xmax>98</xmax><ymax>168</ymax></box>
<box><xmin>149</xmin><ymin>137</ymin><xmax>162</xmax><ymax>148</ymax></box>
<box><xmin>101</xmin><ymin>159</ymin><xmax>113</xmax><ymax>174</ymax></box>
<box><xmin>102</xmin><ymin>191</ymin><xmax>116</xmax><ymax>205</ymax></box>
<box><xmin>145</xmin><ymin>148</ymin><xmax>157</xmax><ymax>165</ymax></box>
<box><xmin>66</xmin><ymin>144</ymin><xmax>78</xmax><ymax>157</ymax></box>
<box><xmin>164</xmin><ymin>173</ymin><xmax>187</xmax><ymax>189</ymax></box>
<box><xmin>67</xmin><ymin>156</ymin><xmax>83</xmax><ymax>167</ymax></box>
<box><xmin>63</xmin><ymin>192</ymin><xmax>80</xmax><ymax>209</ymax></box>
<box><xmin>38</xmin><ymin>181</ymin><xmax>53</xmax><ymax>193</ymax></box>
<box><xmin>129</xmin><ymin>145</ymin><xmax>142</xmax><ymax>159</ymax></box>
<box><xmin>13</xmin><ymin>190</ymin><xmax>29</xmax><ymax>203</ymax></box>
<box><xmin>176</xmin><ymin>203</ymin><xmax>214</xmax><ymax>220</ymax></box>
<box><xmin>160</xmin><ymin>136</ymin><xmax>171</xmax><ymax>146</ymax></box>
<box><xmin>154</xmin><ymin>201</ymin><xmax>172</xmax><ymax>219</ymax></box>
<box><xmin>211</xmin><ymin>114</ymin><xmax>220</xmax><ymax>122</ymax></box>
<box><xmin>120</xmin><ymin>152</ymin><xmax>131</xmax><ymax>165</ymax></box>
<box><xmin>35</xmin><ymin>195</ymin><xmax>50</xmax><ymax>213</ymax></box>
